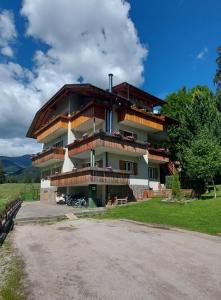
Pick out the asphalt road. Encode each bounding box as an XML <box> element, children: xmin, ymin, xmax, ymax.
<box><xmin>14</xmin><ymin>219</ymin><xmax>221</xmax><ymax>300</ymax></box>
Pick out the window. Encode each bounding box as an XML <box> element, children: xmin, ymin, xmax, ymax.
<box><xmin>42</xmin><ymin>165</ymin><xmax>62</xmax><ymax>179</ymax></box>
<box><xmin>148</xmin><ymin>167</ymin><xmax>158</xmax><ymax>180</ymax></box>
<box><xmin>53</xmin><ymin>140</ymin><xmax>63</xmax><ymax>148</ymax></box>
<box><xmin>125</xmin><ymin>161</ymin><xmax>134</xmax><ymax>172</ymax></box>
<box><xmin>51</xmin><ymin>166</ymin><xmax>62</xmax><ymax>175</ymax></box>
<box><xmin>119</xmin><ymin>160</ymin><xmax>138</xmax><ymax>175</ymax></box>
<box><xmin>42</xmin><ymin>169</ymin><xmax>51</xmax><ymax>180</ymax></box>
<box><xmin>82</xmin><ymin>160</ymin><xmax>103</xmax><ymax>168</ymax></box>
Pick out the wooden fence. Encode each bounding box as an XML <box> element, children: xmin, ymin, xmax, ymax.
<box><xmin>0</xmin><ymin>199</ymin><xmax>22</xmax><ymax>246</ymax></box>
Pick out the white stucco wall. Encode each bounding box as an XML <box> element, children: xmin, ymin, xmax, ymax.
<box><xmin>40</xmin><ymin>179</ymin><xmax>51</xmax><ymax>188</ymax></box>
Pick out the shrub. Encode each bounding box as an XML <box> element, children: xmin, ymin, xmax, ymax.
<box><xmin>166</xmin><ymin>175</ymin><xmax>181</xmax><ymax>199</ymax></box>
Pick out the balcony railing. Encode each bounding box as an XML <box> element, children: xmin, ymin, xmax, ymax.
<box><xmin>32</xmin><ymin>147</ymin><xmax>65</xmax><ymax>167</ymax></box>
<box><xmin>148</xmin><ymin>147</ymin><xmax>170</xmax><ymax>163</ymax></box>
<box><xmin>35</xmin><ymin>115</ymin><xmax>69</xmax><ymax>143</ymax></box>
<box><xmin>118</xmin><ymin>107</ymin><xmax>166</xmax><ymax>132</ymax></box>
<box><xmin>67</xmin><ymin>131</ymin><xmax>147</xmax><ymax>157</ymax></box>
<box><xmin>70</xmin><ymin>102</ymin><xmax>105</xmax><ymax>131</ymax></box>
<box><xmin>50</xmin><ymin>167</ymin><xmax>130</xmax><ymax>186</ymax></box>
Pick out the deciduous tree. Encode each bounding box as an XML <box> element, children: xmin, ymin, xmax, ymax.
<box><xmin>183</xmin><ymin>129</ymin><xmax>221</xmax><ymax>198</ymax></box>
<box><xmin>214</xmin><ymin>45</ymin><xmax>221</xmax><ymax>111</ymax></box>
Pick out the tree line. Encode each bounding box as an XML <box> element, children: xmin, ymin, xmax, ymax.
<box><xmin>161</xmin><ymin>46</ymin><xmax>221</xmax><ymax>197</ymax></box>
<box><xmin>0</xmin><ymin>162</ymin><xmax>40</xmax><ymax>184</ymax></box>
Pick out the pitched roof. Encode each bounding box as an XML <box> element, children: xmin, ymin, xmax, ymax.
<box><xmin>26</xmin><ymin>82</ymin><xmax>167</xmax><ymax>138</ymax></box>
<box><xmin>112</xmin><ymin>82</ymin><xmax>165</xmax><ymax>106</ymax></box>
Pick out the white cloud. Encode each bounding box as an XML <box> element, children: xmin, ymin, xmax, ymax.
<box><xmin>0</xmin><ymin>10</ymin><xmax>17</xmax><ymax>57</ymax></box>
<box><xmin>196</xmin><ymin>47</ymin><xmax>208</xmax><ymax>60</ymax></box>
<box><xmin>0</xmin><ymin>62</ymin><xmax>41</xmax><ymax>140</ymax></box>
<box><xmin>21</xmin><ymin>0</ymin><xmax>147</xmax><ymax>92</ymax></box>
<box><xmin>0</xmin><ymin>138</ymin><xmax>41</xmax><ymax>156</ymax></box>
<box><xmin>0</xmin><ymin>0</ymin><xmax>147</xmax><ymax>156</ymax></box>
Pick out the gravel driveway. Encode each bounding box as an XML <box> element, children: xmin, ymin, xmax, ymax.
<box><xmin>14</xmin><ymin>219</ymin><xmax>221</xmax><ymax>300</ymax></box>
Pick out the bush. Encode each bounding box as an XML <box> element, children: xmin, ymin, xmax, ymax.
<box><xmin>166</xmin><ymin>175</ymin><xmax>181</xmax><ymax>199</ymax></box>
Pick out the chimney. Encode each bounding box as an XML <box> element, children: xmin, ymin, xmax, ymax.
<box><xmin>108</xmin><ymin>73</ymin><xmax>113</xmax><ymax>93</ymax></box>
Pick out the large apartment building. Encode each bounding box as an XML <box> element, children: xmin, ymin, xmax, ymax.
<box><xmin>27</xmin><ymin>75</ymin><xmax>176</xmax><ymax>206</ymax></box>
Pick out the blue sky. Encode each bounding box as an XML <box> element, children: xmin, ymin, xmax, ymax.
<box><xmin>129</xmin><ymin>0</ymin><xmax>221</xmax><ymax>97</ymax></box>
<box><xmin>1</xmin><ymin>0</ymin><xmax>220</xmax><ymax>96</ymax></box>
<box><xmin>0</xmin><ymin>0</ymin><xmax>220</xmax><ymax>156</ymax></box>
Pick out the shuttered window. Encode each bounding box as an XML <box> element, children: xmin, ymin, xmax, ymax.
<box><xmin>119</xmin><ymin>160</ymin><xmax>138</xmax><ymax>175</ymax></box>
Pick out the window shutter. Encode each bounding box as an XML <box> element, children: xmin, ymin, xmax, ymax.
<box><xmin>133</xmin><ymin>162</ymin><xmax>138</xmax><ymax>175</ymax></box>
<box><xmin>119</xmin><ymin>160</ymin><xmax>126</xmax><ymax>170</ymax></box>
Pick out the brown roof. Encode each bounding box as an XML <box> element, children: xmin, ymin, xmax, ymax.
<box><xmin>27</xmin><ymin>83</ymin><xmax>124</xmax><ymax>138</ymax></box>
<box><xmin>26</xmin><ymin>82</ymin><xmax>171</xmax><ymax>139</ymax></box>
<box><xmin>112</xmin><ymin>82</ymin><xmax>165</xmax><ymax>106</ymax></box>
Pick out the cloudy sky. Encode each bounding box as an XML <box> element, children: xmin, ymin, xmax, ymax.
<box><xmin>0</xmin><ymin>0</ymin><xmax>221</xmax><ymax>156</ymax></box>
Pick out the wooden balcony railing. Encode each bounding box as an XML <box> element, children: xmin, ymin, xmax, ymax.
<box><xmin>148</xmin><ymin>147</ymin><xmax>170</xmax><ymax>163</ymax></box>
<box><xmin>35</xmin><ymin>115</ymin><xmax>69</xmax><ymax>142</ymax></box>
<box><xmin>67</xmin><ymin>131</ymin><xmax>147</xmax><ymax>157</ymax></box>
<box><xmin>50</xmin><ymin>167</ymin><xmax>130</xmax><ymax>186</ymax></box>
<box><xmin>70</xmin><ymin>102</ymin><xmax>105</xmax><ymax>131</ymax></box>
<box><xmin>118</xmin><ymin>107</ymin><xmax>166</xmax><ymax>132</ymax></box>
<box><xmin>32</xmin><ymin>147</ymin><xmax>65</xmax><ymax>167</ymax></box>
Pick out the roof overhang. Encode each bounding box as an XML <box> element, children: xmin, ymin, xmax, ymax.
<box><xmin>112</xmin><ymin>82</ymin><xmax>165</xmax><ymax>107</ymax></box>
<box><xmin>27</xmin><ymin>82</ymin><xmax>175</xmax><ymax>139</ymax></box>
<box><xmin>26</xmin><ymin>84</ymin><xmax>129</xmax><ymax>138</ymax></box>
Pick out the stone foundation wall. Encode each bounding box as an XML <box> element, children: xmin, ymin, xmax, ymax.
<box><xmin>40</xmin><ymin>187</ymin><xmax>57</xmax><ymax>204</ymax></box>
<box><xmin>129</xmin><ymin>185</ymin><xmax>149</xmax><ymax>200</ymax></box>
<box><xmin>108</xmin><ymin>185</ymin><xmax>149</xmax><ymax>202</ymax></box>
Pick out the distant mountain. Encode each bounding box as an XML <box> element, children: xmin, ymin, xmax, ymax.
<box><xmin>0</xmin><ymin>155</ymin><xmax>40</xmax><ymax>182</ymax></box>
<box><xmin>0</xmin><ymin>155</ymin><xmax>32</xmax><ymax>175</ymax></box>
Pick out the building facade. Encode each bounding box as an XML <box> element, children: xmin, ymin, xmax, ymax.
<box><xmin>27</xmin><ymin>77</ymin><xmax>176</xmax><ymax>206</ymax></box>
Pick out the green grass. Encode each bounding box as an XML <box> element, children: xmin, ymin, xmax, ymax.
<box><xmin>97</xmin><ymin>186</ymin><xmax>221</xmax><ymax>235</ymax></box>
<box><xmin>0</xmin><ymin>183</ymin><xmax>40</xmax><ymax>213</ymax></box>
<box><xmin>0</xmin><ymin>240</ymin><xmax>26</xmax><ymax>300</ymax></box>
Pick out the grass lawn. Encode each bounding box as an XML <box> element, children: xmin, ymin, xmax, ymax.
<box><xmin>97</xmin><ymin>186</ymin><xmax>221</xmax><ymax>235</ymax></box>
<box><xmin>0</xmin><ymin>183</ymin><xmax>40</xmax><ymax>213</ymax></box>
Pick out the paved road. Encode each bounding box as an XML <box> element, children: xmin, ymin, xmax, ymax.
<box><xmin>14</xmin><ymin>219</ymin><xmax>221</xmax><ymax>300</ymax></box>
<box><xmin>16</xmin><ymin>201</ymin><xmax>74</xmax><ymax>220</ymax></box>
<box><xmin>16</xmin><ymin>201</ymin><xmax>105</xmax><ymax>221</ymax></box>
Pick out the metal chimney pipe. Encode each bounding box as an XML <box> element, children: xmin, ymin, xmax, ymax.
<box><xmin>108</xmin><ymin>73</ymin><xmax>113</xmax><ymax>93</ymax></box>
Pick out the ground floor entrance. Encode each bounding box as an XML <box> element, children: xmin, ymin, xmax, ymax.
<box><xmin>56</xmin><ymin>184</ymin><xmax>142</xmax><ymax>207</ymax></box>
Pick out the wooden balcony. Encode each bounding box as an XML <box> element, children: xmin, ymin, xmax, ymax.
<box><xmin>32</xmin><ymin>147</ymin><xmax>65</xmax><ymax>167</ymax></box>
<box><xmin>67</xmin><ymin>132</ymin><xmax>147</xmax><ymax>158</ymax></box>
<box><xmin>35</xmin><ymin>115</ymin><xmax>69</xmax><ymax>143</ymax></box>
<box><xmin>71</xmin><ymin>102</ymin><xmax>105</xmax><ymax>132</ymax></box>
<box><xmin>118</xmin><ymin>107</ymin><xmax>166</xmax><ymax>133</ymax></box>
<box><xmin>148</xmin><ymin>147</ymin><xmax>170</xmax><ymax>163</ymax></box>
<box><xmin>50</xmin><ymin>167</ymin><xmax>130</xmax><ymax>187</ymax></box>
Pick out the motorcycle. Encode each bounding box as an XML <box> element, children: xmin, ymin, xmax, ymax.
<box><xmin>71</xmin><ymin>196</ymin><xmax>87</xmax><ymax>208</ymax></box>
